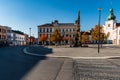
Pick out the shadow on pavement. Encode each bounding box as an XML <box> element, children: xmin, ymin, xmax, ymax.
<box><xmin>0</xmin><ymin>45</ymin><xmax>53</xmax><ymax>80</ymax></box>
<box><xmin>26</xmin><ymin>45</ymin><xmax>53</xmax><ymax>55</ymax></box>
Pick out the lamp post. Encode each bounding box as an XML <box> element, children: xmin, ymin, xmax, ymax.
<box><xmin>29</xmin><ymin>28</ymin><xmax>31</xmax><ymax>45</ymax></box>
<box><xmin>98</xmin><ymin>8</ymin><xmax>102</xmax><ymax>53</ymax></box>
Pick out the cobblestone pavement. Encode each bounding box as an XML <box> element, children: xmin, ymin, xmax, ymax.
<box><xmin>73</xmin><ymin>59</ymin><xmax>120</xmax><ymax>80</ymax></box>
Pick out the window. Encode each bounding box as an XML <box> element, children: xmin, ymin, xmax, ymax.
<box><xmin>43</xmin><ymin>28</ymin><xmax>45</xmax><ymax>32</ymax></box>
<box><xmin>66</xmin><ymin>29</ymin><xmax>68</xmax><ymax>32</ymax></box>
<box><xmin>2</xmin><ymin>35</ymin><xmax>6</xmax><ymax>39</ymax></box>
<box><xmin>7</xmin><ymin>30</ymin><xmax>11</xmax><ymax>33</ymax></box>
<box><xmin>72</xmin><ymin>29</ymin><xmax>75</xmax><ymax>32</ymax></box>
<box><xmin>3</xmin><ymin>29</ymin><xmax>6</xmax><ymax>33</ymax></box>
<box><xmin>108</xmin><ymin>24</ymin><xmax>110</xmax><ymax>27</ymax></box>
<box><xmin>47</xmin><ymin>28</ymin><xmax>49</xmax><ymax>32</ymax></box>
<box><xmin>68</xmin><ymin>29</ymin><xmax>69</xmax><ymax>32</ymax></box>
<box><xmin>50</xmin><ymin>28</ymin><xmax>52</xmax><ymax>32</ymax></box>
<box><xmin>66</xmin><ymin>34</ymin><xmax>68</xmax><ymax>37</ymax></box>
<box><xmin>59</xmin><ymin>29</ymin><xmax>61</xmax><ymax>32</ymax></box>
<box><xmin>8</xmin><ymin>36</ymin><xmax>11</xmax><ymax>38</ymax></box>
<box><xmin>63</xmin><ymin>29</ymin><xmax>64</xmax><ymax>32</ymax></box>
<box><xmin>39</xmin><ymin>28</ymin><xmax>41</xmax><ymax>32</ymax></box>
<box><xmin>107</xmin><ymin>32</ymin><xmax>110</xmax><ymax>37</ymax></box>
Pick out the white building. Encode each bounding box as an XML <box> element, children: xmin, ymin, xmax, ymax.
<box><xmin>38</xmin><ymin>20</ymin><xmax>76</xmax><ymax>44</ymax></box>
<box><xmin>11</xmin><ymin>30</ymin><xmax>26</xmax><ymax>45</ymax></box>
<box><xmin>103</xmin><ymin>8</ymin><xmax>120</xmax><ymax>45</ymax></box>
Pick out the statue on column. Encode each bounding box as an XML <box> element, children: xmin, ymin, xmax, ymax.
<box><xmin>74</xmin><ymin>10</ymin><xmax>81</xmax><ymax>47</ymax></box>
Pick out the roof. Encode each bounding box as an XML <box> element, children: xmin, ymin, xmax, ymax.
<box><xmin>107</xmin><ymin>8</ymin><xmax>116</xmax><ymax>21</ymax></box>
<box><xmin>59</xmin><ymin>23</ymin><xmax>74</xmax><ymax>26</ymax></box>
<box><xmin>38</xmin><ymin>23</ymin><xmax>75</xmax><ymax>27</ymax></box>
<box><xmin>12</xmin><ymin>30</ymin><xmax>24</xmax><ymax>35</ymax></box>
<box><xmin>38</xmin><ymin>24</ymin><xmax>53</xmax><ymax>27</ymax></box>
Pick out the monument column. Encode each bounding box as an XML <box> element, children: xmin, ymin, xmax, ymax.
<box><xmin>74</xmin><ymin>10</ymin><xmax>81</xmax><ymax>47</ymax></box>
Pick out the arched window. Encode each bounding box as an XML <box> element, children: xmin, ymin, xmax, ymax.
<box><xmin>107</xmin><ymin>32</ymin><xmax>110</xmax><ymax>37</ymax></box>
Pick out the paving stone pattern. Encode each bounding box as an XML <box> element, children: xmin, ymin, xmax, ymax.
<box><xmin>73</xmin><ymin>59</ymin><xmax>120</xmax><ymax>80</ymax></box>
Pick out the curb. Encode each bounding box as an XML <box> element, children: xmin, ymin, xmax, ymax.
<box><xmin>23</xmin><ymin>47</ymin><xmax>120</xmax><ymax>59</ymax></box>
<box><xmin>23</xmin><ymin>47</ymin><xmax>70</xmax><ymax>58</ymax></box>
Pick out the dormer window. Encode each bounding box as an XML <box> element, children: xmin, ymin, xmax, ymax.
<box><xmin>53</xmin><ymin>20</ymin><xmax>59</xmax><ymax>27</ymax></box>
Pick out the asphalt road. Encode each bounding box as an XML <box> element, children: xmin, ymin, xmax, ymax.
<box><xmin>0</xmin><ymin>46</ymin><xmax>73</xmax><ymax>80</ymax></box>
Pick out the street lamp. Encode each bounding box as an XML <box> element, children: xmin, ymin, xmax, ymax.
<box><xmin>29</xmin><ymin>28</ymin><xmax>31</xmax><ymax>45</ymax></box>
<box><xmin>98</xmin><ymin>8</ymin><xmax>102</xmax><ymax>53</ymax></box>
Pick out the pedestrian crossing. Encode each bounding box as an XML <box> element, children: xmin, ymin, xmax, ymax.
<box><xmin>73</xmin><ymin>59</ymin><xmax>120</xmax><ymax>80</ymax></box>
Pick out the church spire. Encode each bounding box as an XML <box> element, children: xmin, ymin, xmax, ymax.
<box><xmin>107</xmin><ymin>8</ymin><xmax>116</xmax><ymax>20</ymax></box>
<box><xmin>77</xmin><ymin>10</ymin><xmax>80</xmax><ymax>28</ymax></box>
<box><xmin>78</xmin><ymin>10</ymin><xmax>80</xmax><ymax>25</ymax></box>
<box><xmin>76</xmin><ymin>10</ymin><xmax>80</xmax><ymax>32</ymax></box>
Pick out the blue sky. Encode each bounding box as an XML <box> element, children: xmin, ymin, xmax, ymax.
<box><xmin>0</xmin><ymin>0</ymin><xmax>120</xmax><ymax>37</ymax></box>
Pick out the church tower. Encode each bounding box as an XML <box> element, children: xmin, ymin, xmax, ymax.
<box><xmin>104</xmin><ymin>8</ymin><xmax>117</xmax><ymax>43</ymax></box>
<box><xmin>105</xmin><ymin>8</ymin><xmax>117</xmax><ymax>30</ymax></box>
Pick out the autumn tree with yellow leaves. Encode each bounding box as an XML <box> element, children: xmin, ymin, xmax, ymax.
<box><xmin>91</xmin><ymin>25</ymin><xmax>107</xmax><ymax>43</ymax></box>
<box><xmin>81</xmin><ymin>32</ymin><xmax>89</xmax><ymax>43</ymax></box>
<box><xmin>50</xmin><ymin>28</ymin><xmax>62</xmax><ymax>44</ymax></box>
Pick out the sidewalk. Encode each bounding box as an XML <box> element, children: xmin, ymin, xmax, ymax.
<box><xmin>23</xmin><ymin>45</ymin><xmax>74</xmax><ymax>80</ymax></box>
<box><xmin>24</xmin><ymin>45</ymin><xmax>120</xmax><ymax>59</ymax></box>
<box><xmin>23</xmin><ymin>45</ymin><xmax>120</xmax><ymax>80</ymax></box>
<box><xmin>21</xmin><ymin>58</ymin><xmax>73</xmax><ymax>80</ymax></box>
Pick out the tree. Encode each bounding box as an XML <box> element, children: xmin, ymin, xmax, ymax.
<box><xmin>50</xmin><ymin>28</ymin><xmax>62</xmax><ymax>44</ymax></box>
<box><xmin>40</xmin><ymin>34</ymin><xmax>48</xmax><ymax>44</ymax></box>
<box><xmin>81</xmin><ymin>32</ymin><xmax>89</xmax><ymax>44</ymax></box>
<box><xmin>91</xmin><ymin>25</ymin><xmax>106</xmax><ymax>43</ymax></box>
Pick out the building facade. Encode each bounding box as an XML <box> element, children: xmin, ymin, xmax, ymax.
<box><xmin>5</xmin><ymin>26</ymin><xmax>12</xmax><ymax>44</ymax></box>
<box><xmin>24</xmin><ymin>34</ymin><xmax>29</xmax><ymax>45</ymax></box>
<box><xmin>11</xmin><ymin>30</ymin><xmax>26</xmax><ymax>45</ymax></box>
<box><xmin>103</xmin><ymin>8</ymin><xmax>120</xmax><ymax>45</ymax></box>
<box><xmin>28</xmin><ymin>36</ymin><xmax>37</xmax><ymax>44</ymax></box>
<box><xmin>0</xmin><ymin>25</ymin><xmax>30</xmax><ymax>46</ymax></box>
<box><xmin>0</xmin><ymin>25</ymin><xmax>7</xmax><ymax>46</ymax></box>
<box><xmin>38</xmin><ymin>20</ymin><xmax>76</xmax><ymax>44</ymax></box>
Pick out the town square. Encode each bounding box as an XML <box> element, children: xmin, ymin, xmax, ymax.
<box><xmin>0</xmin><ymin>0</ymin><xmax>120</xmax><ymax>80</ymax></box>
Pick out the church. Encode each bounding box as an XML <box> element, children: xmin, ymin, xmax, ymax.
<box><xmin>103</xmin><ymin>8</ymin><xmax>120</xmax><ymax>45</ymax></box>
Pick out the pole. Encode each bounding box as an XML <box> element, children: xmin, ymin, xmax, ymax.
<box><xmin>98</xmin><ymin>8</ymin><xmax>102</xmax><ymax>53</ymax></box>
<box><xmin>29</xmin><ymin>28</ymin><xmax>31</xmax><ymax>45</ymax></box>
